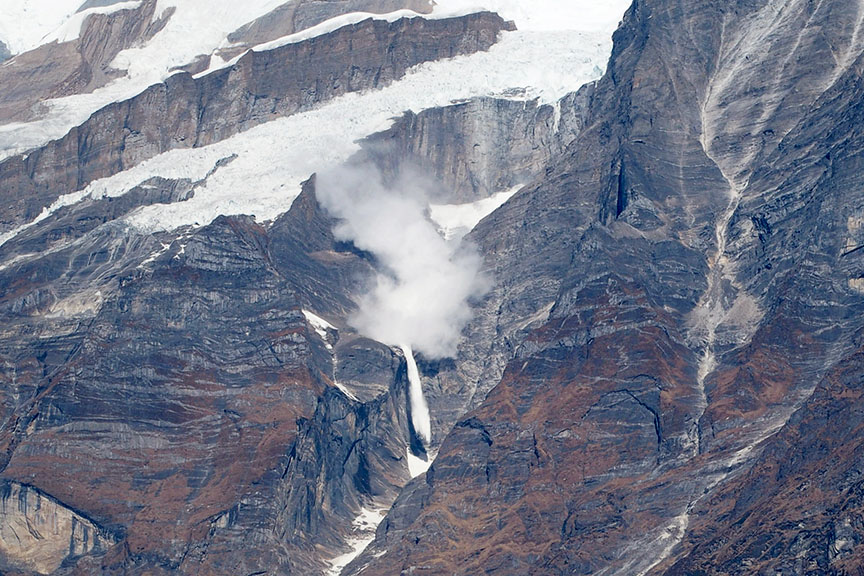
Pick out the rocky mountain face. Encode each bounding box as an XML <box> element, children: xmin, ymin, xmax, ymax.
<box><xmin>1</xmin><ymin>0</ymin><xmax>863</xmax><ymax>575</ymax></box>
<box><xmin>345</xmin><ymin>0</ymin><xmax>864</xmax><ymax>574</ymax></box>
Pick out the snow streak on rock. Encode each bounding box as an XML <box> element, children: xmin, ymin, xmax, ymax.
<box><xmin>401</xmin><ymin>344</ymin><xmax>431</xmax><ymax>444</ymax></box>
<box><xmin>326</xmin><ymin>508</ymin><xmax>387</xmax><ymax>576</ymax></box>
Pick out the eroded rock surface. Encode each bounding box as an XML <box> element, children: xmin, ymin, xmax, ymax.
<box><xmin>0</xmin><ymin>482</ymin><xmax>116</xmax><ymax>575</ymax></box>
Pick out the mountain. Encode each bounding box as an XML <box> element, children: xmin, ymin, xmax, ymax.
<box><xmin>0</xmin><ymin>0</ymin><xmax>863</xmax><ymax>575</ymax></box>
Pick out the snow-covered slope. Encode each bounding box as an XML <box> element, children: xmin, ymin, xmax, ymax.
<box><xmin>0</xmin><ymin>0</ymin><xmax>632</xmax><ymax>247</ymax></box>
<box><xmin>434</xmin><ymin>0</ymin><xmax>631</xmax><ymax>32</ymax></box>
<box><xmin>0</xmin><ymin>0</ymin><xmax>295</xmax><ymax>159</ymax></box>
<box><xmin>0</xmin><ymin>1</ymin><xmax>83</xmax><ymax>55</ymax></box>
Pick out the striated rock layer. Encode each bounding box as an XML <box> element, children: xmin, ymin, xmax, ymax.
<box><xmin>0</xmin><ymin>482</ymin><xmax>117</xmax><ymax>575</ymax></box>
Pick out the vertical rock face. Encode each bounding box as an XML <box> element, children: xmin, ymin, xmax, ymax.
<box><xmin>362</xmin><ymin>91</ymin><xmax>592</xmax><ymax>203</ymax></box>
<box><xmin>0</xmin><ymin>482</ymin><xmax>116</xmax><ymax>575</ymax></box>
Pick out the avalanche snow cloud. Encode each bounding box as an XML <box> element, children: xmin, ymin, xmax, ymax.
<box><xmin>316</xmin><ymin>165</ymin><xmax>490</xmax><ymax>360</ymax></box>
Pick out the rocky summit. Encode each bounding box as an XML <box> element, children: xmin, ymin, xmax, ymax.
<box><xmin>0</xmin><ymin>0</ymin><xmax>863</xmax><ymax>575</ymax></box>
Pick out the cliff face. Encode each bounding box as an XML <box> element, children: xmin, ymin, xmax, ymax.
<box><xmin>362</xmin><ymin>91</ymin><xmax>592</xmax><ymax>203</ymax></box>
<box><xmin>0</xmin><ymin>482</ymin><xmax>117</xmax><ymax>575</ymax></box>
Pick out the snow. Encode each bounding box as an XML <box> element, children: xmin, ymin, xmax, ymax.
<box><xmin>432</xmin><ymin>0</ymin><xmax>631</xmax><ymax>32</ymax></box>
<box><xmin>0</xmin><ymin>1</ymin><xmax>82</xmax><ymax>55</ymax></box>
<box><xmin>40</xmin><ymin>1</ymin><xmax>143</xmax><ymax>46</ymax></box>
<box><xmin>333</xmin><ymin>381</ymin><xmax>359</xmax><ymax>402</ymax></box>
<box><xmin>326</xmin><ymin>507</ymin><xmax>386</xmax><ymax>576</ymax></box>
<box><xmin>406</xmin><ymin>446</ymin><xmax>432</xmax><ymax>478</ymax></box>
<box><xmin>429</xmin><ymin>186</ymin><xmax>521</xmax><ymax>241</ymax></box>
<box><xmin>401</xmin><ymin>345</ymin><xmax>432</xmax><ymax>444</ymax></box>
<box><xmin>302</xmin><ymin>309</ymin><xmax>336</xmax><ymax>348</ymax></box>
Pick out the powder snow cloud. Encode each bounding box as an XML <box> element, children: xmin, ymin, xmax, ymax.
<box><xmin>315</xmin><ymin>164</ymin><xmax>489</xmax><ymax>359</ymax></box>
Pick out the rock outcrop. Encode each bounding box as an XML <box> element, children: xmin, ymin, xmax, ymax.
<box><xmin>0</xmin><ymin>482</ymin><xmax>117</xmax><ymax>575</ymax></box>
<box><xmin>0</xmin><ymin>1</ymin><xmax>165</xmax><ymax>124</ymax></box>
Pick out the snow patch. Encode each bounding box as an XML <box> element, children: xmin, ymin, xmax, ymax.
<box><xmin>138</xmin><ymin>242</ymin><xmax>172</xmax><ymax>267</ymax></box>
<box><xmin>0</xmin><ymin>1</ymin><xmax>82</xmax><ymax>55</ymax></box>
<box><xmin>432</xmin><ymin>0</ymin><xmax>632</xmax><ymax>32</ymax></box>
<box><xmin>406</xmin><ymin>446</ymin><xmax>433</xmax><ymax>478</ymax></box>
<box><xmin>326</xmin><ymin>507</ymin><xmax>387</xmax><ymax>576</ymax></box>
<box><xmin>333</xmin><ymin>380</ymin><xmax>359</xmax><ymax>402</ymax></box>
<box><xmin>303</xmin><ymin>309</ymin><xmax>336</xmax><ymax>349</ymax></box>
<box><xmin>429</xmin><ymin>186</ymin><xmax>521</xmax><ymax>241</ymax></box>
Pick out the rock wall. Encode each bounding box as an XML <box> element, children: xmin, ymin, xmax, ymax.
<box><xmin>0</xmin><ymin>482</ymin><xmax>116</xmax><ymax>575</ymax></box>
<box><xmin>344</xmin><ymin>0</ymin><xmax>864</xmax><ymax>573</ymax></box>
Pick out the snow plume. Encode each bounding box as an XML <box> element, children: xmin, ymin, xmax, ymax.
<box><xmin>402</xmin><ymin>344</ymin><xmax>431</xmax><ymax>443</ymax></box>
<box><xmin>316</xmin><ymin>165</ymin><xmax>489</xmax><ymax>359</ymax></box>
<box><xmin>315</xmin><ymin>164</ymin><xmax>490</xmax><ymax>443</ymax></box>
